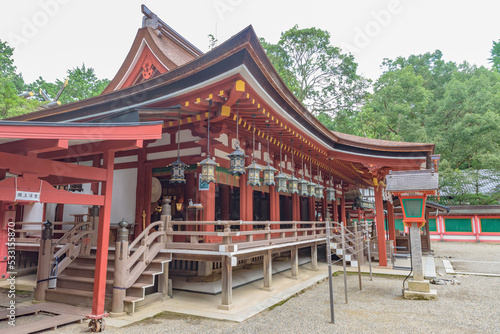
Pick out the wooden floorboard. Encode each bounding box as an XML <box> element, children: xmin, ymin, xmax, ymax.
<box><xmin>0</xmin><ymin>304</ymin><xmax>43</xmax><ymax>320</ymax></box>
<box><xmin>0</xmin><ymin>301</ymin><xmax>89</xmax><ymax>334</ymax></box>
<box><xmin>0</xmin><ymin>314</ymin><xmax>83</xmax><ymax>334</ymax></box>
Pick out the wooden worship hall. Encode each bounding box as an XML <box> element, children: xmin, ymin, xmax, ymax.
<box><xmin>1</xmin><ymin>5</ymin><xmax>438</xmax><ymax>330</ymax></box>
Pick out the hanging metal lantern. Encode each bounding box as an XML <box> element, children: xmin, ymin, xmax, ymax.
<box><xmin>315</xmin><ymin>183</ymin><xmax>324</xmax><ymax>199</ymax></box>
<box><xmin>198</xmin><ymin>156</ymin><xmax>218</xmax><ymax>184</ymax></box>
<box><xmin>326</xmin><ymin>187</ymin><xmax>336</xmax><ymax>201</ymax></box>
<box><xmin>263</xmin><ymin>163</ymin><xmax>277</xmax><ymax>186</ymax></box>
<box><xmin>246</xmin><ymin>161</ymin><xmax>262</xmax><ymax>186</ymax></box>
<box><xmin>287</xmin><ymin>139</ymin><xmax>298</xmax><ymax>194</ymax></box>
<box><xmin>170</xmin><ymin>109</ymin><xmax>188</xmax><ymax>183</ymax></box>
<box><xmin>307</xmin><ymin>150</ymin><xmax>315</xmax><ymax>197</ymax></box>
<box><xmin>198</xmin><ymin>99</ymin><xmax>218</xmax><ymax>184</ymax></box>
<box><xmin>288</xmin><ymin>174</ymin><xmax>299</xmax><ymax>194</ymax></box>
<box><xmin>275</xmin><ymin>171</ymin><xmax>288</xmax><ymax>193</ymax></box>
<box><xmin>308</xmin><ymin>181</ymin><xmax>316</xmax><ymax>197</ymax></box>
<box><xmin>314</xmin><ymin>154</ymin><xmax>323</xmax><ymax>199</ymax></box>
<box><xmin>262</xmin><ymin>124</ymin><xmax>276</xmax><ymax>186</ymax></box>
<box><xmin>228</xmin><ymin>144</ymin><xmax>246</xmax><ymax>175</ymax></box>
<box><xmin>169</xmin><ymin>157</ymin><xmax>187</xmax><ymax>184</ymax></box>
<box><xmin>298</xmin><ymin>178</ymin><xmax>309</xmax><ymax>196</ymax></box>
<box><xmin>228</xmin><ymin>101</ymin><xmax>246</xmax><ymax>175</ymax></box>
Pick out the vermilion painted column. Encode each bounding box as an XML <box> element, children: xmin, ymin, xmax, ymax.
<box><xmin>269</xmin><ymin>186</ymin><xmax>276</xmax><ymax>221</ymax></box>
<box><xmin>275</xmin><ymin>192</ymin><xmax>281</xmax><ymax>221</ymax></box>
<box><xmin>134</xmin><ymin>149</ymin><xmax>146</xmax><ymax>237</ymax></box>
<box><xmin>474</xmin><ymin>215</ymin><xmax>480</xmax><ymax>242</ymax></box>
<box><xmin>90</xmin><ymin>150</ymin><xmax>115</xmax><ymax>319</ymax></box>
<box><xmin>91</xmin><ymin>155</ymin><xmax>101</xmax><ymax>196</ymax></box>
<box><xmin>200</xmin><ymin>180</ymin><xmax>216</xmax><ymax>241</ymax></box>
<box><xmin>387</xmin><ymin>201</ymin><xmax>396</xmax><ymax>247</ymax></box>
<box><xmin>375</xmin><ymin>185</ymin><xmax>388</xmax><ymax>266</ymax></box>
<box><xmin>144</xmin><ymin>165</ymin><xmax>153</xmax><ymax>228</ymax></box>
<box><xmin>239</xmin><ymin>174</ymin><xmax>247</xmax><ymax>221</ymax></box>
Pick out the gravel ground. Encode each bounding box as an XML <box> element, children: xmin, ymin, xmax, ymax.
<box><xmin>11</xmin><ymin>241</ymin><xmax>500</xmax><ymax>333</ymax></box>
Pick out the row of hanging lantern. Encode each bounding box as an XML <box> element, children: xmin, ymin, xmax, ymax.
<box><xmin>170</xmin><ymin>99</ymin><xmax>331</xmax><ymax>195</ymax></box>
<box><xmin>169</xmin><ymin>100</ymin><xmax>335</xmax><ymax>199</ymax></box>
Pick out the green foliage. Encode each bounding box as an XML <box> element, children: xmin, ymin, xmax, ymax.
<box><xmin>436</xmin><ymin>166</ymin><xmax>500</xmax><ymax>205</ymax></box>
<box><xmin>489</xmin><ymin>39</ymin><xmax>500</xmax><ymax>72</ymax></box>
<box><xmin>27</xmin><ymin>64</ymin><xmax>110</xmax><ymax>104</ymax></box>
<box><xmin>0</xmin><ymin>40</ymin><xmax>41</xmax><ymax>119</ymax></box>
<box><xmin>260</xmin><ymin>25</ymin><xmax>369</xmax><ymax>119</ymax></box>
<box><xmin>361</xmin><ymin>50</ymin><xmax>500</xmax><ymax>205</ymax></box>
<box><xmin>361</xmin><ymin>65</ymin><xmax>432</xmax><ymax>142</ymax></box>
<box><xmin>1</xmin><ymin>40</ymin><xmax>109</xmax><ymax>118</ymax></box>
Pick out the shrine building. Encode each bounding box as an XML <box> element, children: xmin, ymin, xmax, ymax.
<box><xmin>1</xmin><ymin>5</ymin><xmax>439</xmax><ymax>326</ymax></box>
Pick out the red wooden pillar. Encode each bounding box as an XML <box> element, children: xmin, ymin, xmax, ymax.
<box><xmin>144</xmin><ymin>165</ymin><xmax>153</xmax><ymax>228</ymax></box>
<box><xmin>269</xmin><ymin>186</ymin><xmax>276</xmax><ymax>221</ymax></box>
<box><xmin>375</xmin><ymin>185</ymin><xmax>388</xmax><ymax>266</ymax></box>
<box><xmin>332</xmin><ymin>198</ymin><xmax>338</xmax><ymax>223</ymax></box>
<box><xmin>200</xmin><ymin>180</ymin><xmax>216</xmax><ymax>241</ymax></box>
<box><xmin>90</xmin><ymin>150</ymin><xmax>115</xmax><ymax>319</ymax></box>
<box><xmin>292</xmin><ymin>193</ymin><xmax>300</xmax><ymax>221</ymax></box>
<box><xmin>270</xmin><ymin>186</ymin><xmax>279</xmax><ymax>236</ymax></box>
<box><xmin>239</xmin><ymin>174</ymin><xmax>247</xmax><ymax>221</ymax></box>
<box><xmin>91</xmin><ymin>155</ymin><xmax>101</xmax><ymax>196</ymax></box>
<box><xmin>275</xmin><ymin>192</ymin><xmax>280</xmax><ymax>221</ymax></box>
<box><xmin>387</xmin><ymin>201</ymin><xmax>396</xmax><ymax>247</ymax></box>
<box><xmin>340</xmin><ymin>192</ymin><xmax>346</xmax><ymax>225</ymax></box>
<box><xmin>220</xmin><ymin>185</ymin><xmax>230</xmax><ymax>220</ymax></box>
<box><xmin>134</xmin><ymin>148</ymin><xmax>146</xmax><ymax>237</ymax></box>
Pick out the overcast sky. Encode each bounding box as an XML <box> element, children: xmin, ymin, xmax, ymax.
<box><xmin>1</xmin><ymin>0</ymin><xmax>499</xmax><ymax>84</ymax></box>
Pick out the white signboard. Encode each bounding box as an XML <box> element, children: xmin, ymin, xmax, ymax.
<box><xmin>15</xmin><ymin>191</ymin><xmax>41</xmax><ymax>202</ymax></box>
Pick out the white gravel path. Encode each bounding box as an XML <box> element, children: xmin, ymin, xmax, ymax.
<box><xmin>36</xmin><ymin>241</ymin><xmax>500</xmax><ymax>333</ymax></box>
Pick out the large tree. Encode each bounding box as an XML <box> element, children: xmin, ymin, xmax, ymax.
<box><xmin>0</xmin><ymin>40</ymin><xmax>40</xmax><ymax>118</ymax></box>
<box><xmin>261</xmin><ymin>25</ymin><xmax>369</xmax><ymax>119</ymax></box>
<box><xmin>489</xmin><ymin>39</ymin><xmax>500</xmax><ymax>72</ymax></box>
<box><xmin>27</xmin><ymin>64</ymin><xmax>110</xmax><ymax>105</ymax></box>
<box><xmin>362</xmin><ymin>51</ymin><xmax>500</xmax><ymax>204</ymax></box>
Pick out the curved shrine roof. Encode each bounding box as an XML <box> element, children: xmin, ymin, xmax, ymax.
<box><xmin>8</xmin><ymin>14</ymin><xmax>434</xmax><ymax>166</ymax></box>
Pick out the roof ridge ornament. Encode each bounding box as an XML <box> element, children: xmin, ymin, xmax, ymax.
<box><xmin>142</xmin><ymin>6</ymin><xmax>160</xmax><ymax>31</ymax></box>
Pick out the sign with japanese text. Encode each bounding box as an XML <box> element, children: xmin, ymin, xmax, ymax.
<box><xmin>15</xmin><ymin>191</ymin><xmax>41</xmax><ymax>202</ymax></box>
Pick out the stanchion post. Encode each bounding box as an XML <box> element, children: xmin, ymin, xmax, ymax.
<box><xmin>365</xmin><ymin>221</ymin><xmax>373</xmax><ymax>281</ymax></box>
<box><xmin>355</xmin><ymin>221</ymin><xmax>362</xmax><ymax>291</ymax></box>
<box><xmin>326</xmin><ymin>221</ymin><xmax>335</xmax><ymax>324</ymax></box>
<box><xmin>35</xmin><ymin>221</ymin><xmax>53</xmax><ymax>301</ymax></box>
<box><xmin>341</xmin><ymin>222</ymin><xmax>348</xmax><ymax>304</ymax></box>
<box><xmin>111</xmin><ymin>219</ymin><xmax>129</xmax><ymax>316</ymax></box>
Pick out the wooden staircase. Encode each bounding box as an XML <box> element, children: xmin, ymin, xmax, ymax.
<box><xmin>45</xmin><ymin>249</ymin><xmax>171</xmax><ymax>313</ymax></box>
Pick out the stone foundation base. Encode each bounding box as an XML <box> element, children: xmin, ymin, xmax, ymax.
<box><xmin>404</xmin><ymin>289</ymin><xmax>438</xmax><ymax>300</ymax></box>
<box><xmin>218</xmin><ymin>303</ymin><xmax>234</xmax><ymax>310</ymax></box>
